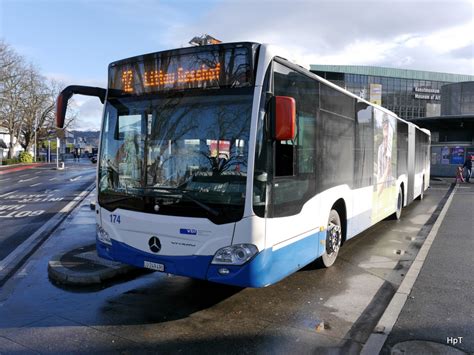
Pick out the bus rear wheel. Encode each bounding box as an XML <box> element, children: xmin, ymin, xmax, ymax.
<box><xmin>392</xmin><ymin>186</ymin><xmax>403</xmax><ymax>220</ymax></box>
<box><xmin>321</xmin><ymin>209</ymin><xmax>342</xmax><ymax>268</ymax></box>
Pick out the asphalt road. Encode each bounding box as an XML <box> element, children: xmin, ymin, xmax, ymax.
<box><xmin>0</xmin><ymin>161</ymin><xmax>96</xmax><ymax>260</ymax></box>
<box><xmin>0</xmin><ymin>180</ymin><xmax>455</xmax><ymax>353</ymax></box>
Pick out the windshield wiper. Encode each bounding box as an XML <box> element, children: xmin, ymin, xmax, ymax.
<box><xmin>142</xmin><ymin>187</ymin><xmax>220</xmax><ymax>217</ymax></box>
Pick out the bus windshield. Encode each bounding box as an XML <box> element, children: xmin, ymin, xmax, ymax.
<box><xmin>98</xmin><ymin>89</ymin><xmax>253</xmax><ymax>223</ymax></box>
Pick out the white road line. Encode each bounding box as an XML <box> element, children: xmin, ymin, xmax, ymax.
<box><xmin>19</xmin><ymin>174</ymin><xmax>29</xmax><ymax>177</ymax></box>
<box><xmin>0</xmin><ymin>178</ymin><xmax>11</xmax><ymax>182</ymax></box>
<box><xmin>58</xmin><ymin>189</ymin><xmax>91</xmax><ymax>213</ymax></box>
<box><xmin>43</xmin><ymin>189</ymin><xmax>59</xmax><ymax>194</ymax></box>
<box><xmin>361</xmin><ymin>185</ymin><xmax>458</xmax><ymax>355</ymax></box>
<box><xmin>69</xmin><ymin>175</ymin><xmax>82</xmax><ymax>182</ymax></box>
<box><xmin>30</xmin><ymin>183</ymin><xmax>42</xmax><ymax>187</ymax></box>
<box><xmin>18</xmin><ymin>177</ymin><xmax>38</xmax><ymax>183</ymax></box>
<box><xmin>0</xmin><ymin>190</ymin><xmax>17</xmax><ymax>198</ymax></box>
<box><xmin>49</xmin><ymin>177</ymin><xmax>58</xmax><ymax>181</ymax></box>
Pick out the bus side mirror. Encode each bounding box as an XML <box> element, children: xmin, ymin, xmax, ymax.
<box><xmin>56</xmin><ymin>85</ymin><xmax>107</xmax><ymax>128</ymax></box>
<box><xmin>274</xmin><ymin>96</ymin><xmax>296</xmax><ymax>141</ymax></box>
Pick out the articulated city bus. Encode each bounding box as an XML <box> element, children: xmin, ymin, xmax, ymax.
<box><xmin>56</xmin><ymin>42</ymin><xmax>430</xmax><ymax>287</ymax></box>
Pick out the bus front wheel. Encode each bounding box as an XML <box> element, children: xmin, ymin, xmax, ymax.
<box><xmin>321</xmin><ymin>209</ymin><xmax>342</xmax><ymax>268</ymax></box>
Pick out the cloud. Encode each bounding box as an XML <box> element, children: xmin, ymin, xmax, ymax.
<box><xmin>69</xmin><ymin>96</ymin><xmax>103</xmax><ymax>131</ymax></box>
<box><xmin>165</xmin><ymin>0</ymin><xmax>473</xmax><ymax>74</ymax></box>
<box><xmin>47</xmin><ymin>0</ymin><xmax>473</xmax><ymax>130</ymax></box>
<box><xmin>448</xmin><ymin>43</ymin><xmax>474</xmax><ymax>60</ymax></box>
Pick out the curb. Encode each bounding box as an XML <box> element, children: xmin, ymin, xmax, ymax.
<box><xmin>48</xmin><ymin>244</ymin><xmax>137</xmax><ymax>286</ymax></box>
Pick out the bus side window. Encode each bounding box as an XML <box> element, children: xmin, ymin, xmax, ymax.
<box><xmin>271</xmin><ymin>61</ymin><xmax>318</xmax><ymax>216</ymax></box>
<box><xmin>273</xmin><ymin>63</ymin><xmax>317</xmax><ymax>178</ymax></box>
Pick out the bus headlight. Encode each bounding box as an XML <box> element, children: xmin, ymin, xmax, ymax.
<box><xmin>96</xmin><ymin>224</ymin><xmax>112</xmax><ymax>245</ymax></box>
<box><xmin>211</xmin><ymin>244</ymin><xmax>258</xmax><ymax>265</ymax></box>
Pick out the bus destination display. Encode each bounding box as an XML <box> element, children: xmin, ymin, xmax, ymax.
<box><xmin>109</xmin><ymin>47</ymin><xmax>252</xmax><ymax>95</ymax></box>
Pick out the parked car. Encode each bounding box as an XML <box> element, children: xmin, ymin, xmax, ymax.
<box><xmin>90</xmin><ymin>154</ymin><xmax>97</xmax><ymax>163</ymax></box>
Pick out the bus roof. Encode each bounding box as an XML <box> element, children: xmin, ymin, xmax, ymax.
<box><xmin>108</xmin><ymin>41</ymin><xmax>260</xmax><ymax>69</ymax></box>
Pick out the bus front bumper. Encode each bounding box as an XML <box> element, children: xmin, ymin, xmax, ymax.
<box><xmin>97</xmin><ymin>229</ymin><xmax>325</xmax><ymax>288</ymax></box>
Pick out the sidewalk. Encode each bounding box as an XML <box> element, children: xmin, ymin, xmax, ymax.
<box><xmin>0</xmin><ymin>159</ymin><xmax>96</xmax><ymax>175</ymax></box>
<box><xmin>380</xmin><ymin>181</ymin><xmax>474</xmax><ymax>354</ymax></box>
<box><xmin>0</xmin><ymin>162</ymin><xmax>52</xmax><ymax>174</ymax></box>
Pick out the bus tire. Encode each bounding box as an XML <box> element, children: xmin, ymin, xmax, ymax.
<box><xmin>392</xmin><ymin>185</ymin><xmax>403</xmax><ymax>220</ymax></box>
<box><xmin>321</xmin><ymin>209</ymin><xmax>342</xmax><ymax>268</ymax></box>
<box><xmin>417</xmin><ymin>177</ymin><xmax>425</xmax><ymax>201</ymax></box>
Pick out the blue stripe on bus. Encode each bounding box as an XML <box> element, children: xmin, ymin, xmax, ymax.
<box><xmin>96</xmin><ymin>229</ymin><xmax>326</xmax><ymax>288</ymax></box>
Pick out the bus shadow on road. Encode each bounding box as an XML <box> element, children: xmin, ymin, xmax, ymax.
<box><xmin>88</xmin><ymin>277</ymin><xmax>244</xmax><ymax>325</ymax></box>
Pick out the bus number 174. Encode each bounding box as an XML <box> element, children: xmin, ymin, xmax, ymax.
<box><xmin>110</xmin><ymin>214</ymin><xmax>121</xmax><ymax>224</ymax></box>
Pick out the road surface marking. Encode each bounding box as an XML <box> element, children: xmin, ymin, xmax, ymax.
<box><xmin>0</xmin><ymin>209</ymin><xmax>45</xmax><ymax>218</ymax></box>
<box><xmin>0</xmin><ymin>184</ymin><xmax>95</xmax><ymax>281</ymax></box>
<box><xmin>49</xmin><ymin>177</ymin><xmax>58</xmax><ymax>181</ymax></box>
<box><xmin>0</xmin><ymin>178</ymin><xmax>11</xmax><ymax>182</ymax></box>
<box><xmin>30</xmin><ymin>183</ymin><xmax>42</xmax><ymax>187</ymax></box>
<box><xmin>19</xmin><ymin>174</ymin><xmax>29</xmax><ymax>177</ymax></box>
<box><xmin>43</xmin><ymin>189</ymin><xmax>59</xmax><ymax>193</ymax></box>
<box><xmin>69</xmin><ymin>175</ymin><xmax>82</xmax><ymax>182</ymax></box>
<box><xmin>0</xmin><ymin>190</ymin><xmax>17</xmax><ymax>198</ymax></box>
<box><xmin>361</xmin><ymin>185</ymin><xmax>458</xmax><ymax>355</ymax></box>
<box><xmin>18</xmin><ymin>177</ymin><xmax>38</xmax><ymax>183</ymax></box>
<box><xmin>58</xmin><ymin>189</ymin><xmax>91</xmax><ymax>213</ymax></box>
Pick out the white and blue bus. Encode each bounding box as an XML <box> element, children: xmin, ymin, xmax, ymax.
<box><xmin>56</xmin><ymin>42</ymin><xmax>430</xmax><ymax>287</ymax></box>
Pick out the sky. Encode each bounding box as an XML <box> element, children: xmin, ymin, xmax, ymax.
<box><xmin>1</xmin><ymin>0</ymin><xmax>473</xmax><ymax>130</ymax></box>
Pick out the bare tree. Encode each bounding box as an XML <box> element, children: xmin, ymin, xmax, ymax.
<box><xmin>0</xmin><ymin>42</ymin><xmax>29</xmax><ymax>159</ymax></box>
<box><xmin>19</xmin><ymin>65</ymin><xmax>49</xmax><ymax>151</ymax></box>
<box><xmin>0</xmin><ymin>41</ymin><xmax>20</xmax><ymax>85</ymax></box>
<box><xmin>21</xmin><ymin>77</ymin><xmax>76</xmax><ymax>152</ymax></box>
<box><xmin>0</xmin><ymin>41</ymin><xmax>76</xmax><ymax>159</ymax></box>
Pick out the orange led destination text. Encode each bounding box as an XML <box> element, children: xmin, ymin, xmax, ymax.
<box><xmin>121</xmin><ymin>63</ymin><xmax>221</xmax><ymax>92</ymax></box>
<box><xmin>144</xmin><ymin>63</ymin><xmax>221</xmax><ymax>87</ymax></box>
<box><xmin>122</xmin><ymin>70</ymin><xmax>133</xmax><ymax>92</ymax></box>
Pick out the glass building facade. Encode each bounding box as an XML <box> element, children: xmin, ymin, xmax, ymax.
<box><xmin>310</xmin><ymin>65</ymin><xmax>474</xmax><ymax>121</ymax></box>
<box><xmin>415</xmin><ymin>81</ymin><xmax>474</xmax><ymax>177</ymax></box>
<box><xmin>441</xmin><ymin>82</ymin><xmax>474</xmax><ymax>116</ymax></box>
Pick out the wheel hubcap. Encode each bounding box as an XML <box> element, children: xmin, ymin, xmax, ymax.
<box><xmin>327</xmin><ymin>222</ymin><xmax>341</xmax><ymax>255</ymax></box>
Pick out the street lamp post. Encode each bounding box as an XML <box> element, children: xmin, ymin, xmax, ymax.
<box><xmin>56</xmin><ymin>137</ymin><xmax>60</xmax><ymax>169</ymax></box>
<box><xmin>34</xmin><ymin>115</ymin><xmax>37</xmax><ymax>162</ymax></box>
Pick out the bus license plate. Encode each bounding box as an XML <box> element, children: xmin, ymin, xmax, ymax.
<box><xmin>144</xmin><ymin>261</ymin><xmax>164</xmax><ymax>272</ymax></box>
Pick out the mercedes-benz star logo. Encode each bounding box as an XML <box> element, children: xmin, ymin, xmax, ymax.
<box><xmin>148</xmin><ymin>236</ymin><xmax>161</xmax><ymax>253</ymax></box>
